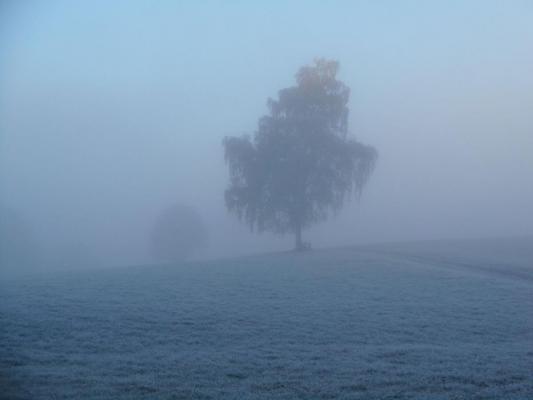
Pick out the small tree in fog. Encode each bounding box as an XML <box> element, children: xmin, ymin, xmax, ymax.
<box><xmin>151</xmin><ymin>204</ymin><xmax>208</xmax><ymax>262</ymax></box>
<box><xmin>0</xmin><ymin>206</ymin><xmax>40</xmax><ymax>269</ymax></box>
<box><xmin>223</xmin><ymin>59</ymin><xmax>377</xmax><ymax>250</ymax></box>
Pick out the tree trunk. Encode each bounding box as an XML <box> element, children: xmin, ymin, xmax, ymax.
<box><xmin>294</xmin><ymin>225</ymin><xmax>303</xmax><ymax>251</ymax></box>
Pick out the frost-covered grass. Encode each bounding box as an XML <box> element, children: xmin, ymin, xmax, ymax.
<box><xmin>1</xmin><ymin>238</ymin><xmax>532</xmax><ymax>399</ymax></box>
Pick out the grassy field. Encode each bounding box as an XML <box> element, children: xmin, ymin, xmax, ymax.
<box><xmin>1</xmin><ymin>237</ymin><xmax>532</xmax><ymax>399</ymax></box>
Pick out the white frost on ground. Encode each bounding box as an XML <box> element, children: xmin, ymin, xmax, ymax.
<box><xmin>1</xmin><ymin>238</ymin><xmax>532</xmax><ymax>399</ymax></box>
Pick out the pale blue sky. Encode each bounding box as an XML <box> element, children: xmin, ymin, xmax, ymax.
<box><xmin>1</xmin><ymin>1</ymin><xmax>532</xmax><ymax>265</ymax></box>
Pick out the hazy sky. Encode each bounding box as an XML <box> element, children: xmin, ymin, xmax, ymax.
<box><xmin>1</xmin><ymin>1</ymin><xmax>532</xmax><ymax>268</ymax></box>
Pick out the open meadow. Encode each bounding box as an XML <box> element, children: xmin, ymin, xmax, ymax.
<box><xmin>1</xmin><ymin>237</ymin><xmax>532</xmax><ymax>399</ymax></box>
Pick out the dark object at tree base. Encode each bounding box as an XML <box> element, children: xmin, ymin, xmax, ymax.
<box><xmin>294</xmin><ymin>242</ymin><xmax>312</xmax><ymax>252</ymax></box>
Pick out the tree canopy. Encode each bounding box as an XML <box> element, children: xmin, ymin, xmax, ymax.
<box><xmin>223</xmin><ymin>59</ymin><xmax>377</xmax><ymax>250</ymax></box>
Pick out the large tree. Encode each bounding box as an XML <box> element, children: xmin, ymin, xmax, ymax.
<box><xmin>223</xmin><ymin>59</ymin><xmax>377</xmax><ymax>250</ymax></box>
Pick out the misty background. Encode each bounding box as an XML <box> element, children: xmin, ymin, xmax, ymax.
<box><xmin>1</xmin><ymin>0</ymin><xmax>532</xmax><ymax>272</ymax></box>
